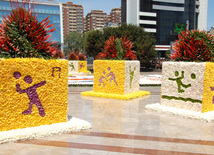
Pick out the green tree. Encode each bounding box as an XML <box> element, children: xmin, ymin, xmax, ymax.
<box><xmin>165</xmin><ymin>50</ymin><xmax>171</xmax><ymax>59</ymax></box>
<box><xmin>85</xmin><ymin>30</ymin><xmax>104</xmax><ymax>58</ymax></box>
<box><xmin>85</xmin><ymin>23</ymin><xmax>156</xmax><ymax>65</ymax></box>
<box><xmin>134</xmin><ymin>31</ymin><xmax>156</xmax><ymax>68</ymax></box>
<box><xmin>64</xmin><ymin>31</ymin><xmax>84</xmax><ymax>56</ymax></box>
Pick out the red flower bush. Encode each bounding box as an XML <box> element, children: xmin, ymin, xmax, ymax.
<box><xmin>95</xmin><ymin>36</ymin><xmax>137</xmax><ymax>60</ymax></box>
<box><xmin>0</xmin><ymin>5</ymin><xmax>57</xmax><ymax>58</ymax></box>
<box><xmin>171</xmin><ymin>29</ymin><xmax>214</xmax><ymax>61</ymax></box>
<box><xmin>67</xmin><ymin>52</ymin><xmax>79</xmax><ymax>60</ymax></box>
<box><xmin>78</xmin><ymin>54</ymin><xmax>86</xmax><ymax>60</ymax></box>
<box><xmin>52</xmin><ymin>50</ymin><xmax>65</xmax><ymax>59</ymax></box>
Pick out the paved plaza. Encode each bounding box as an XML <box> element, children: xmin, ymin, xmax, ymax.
<box><xmin>1</xmin><ymin>85</ymin><xmax>214</xmax><ymax>154</ymax></box>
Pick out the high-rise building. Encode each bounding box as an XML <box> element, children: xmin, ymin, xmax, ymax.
<box><xmin>83</xmin><ymin>17</ymin><xmax>87</xmax><ymax>32</ymax></box>
<box><xmin>62</xmin><ymin>2</ymin><xmax>84</xmax><ymax>36</ymax></box>
<box><xmin>110</xmin><ymin>7</ymin><xmax>121</xmax><ymax>24</ymax></box>
<box><xmin>0</xmin><ymin>0</ymin><xmax>64</xmax><ymax>51</ymax></box>
<box><xmin>121</xmin><ymin>0</ymin><xmax>208</xmax><ymax>55</ymax></box>
<box><xmin>86</xmin><ymin>10</ymin><xmax>108</xmax><ymax>31</ymax></box>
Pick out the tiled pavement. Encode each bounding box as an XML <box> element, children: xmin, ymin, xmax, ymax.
<box><xmin>1</xmin><ymin>86</ymin><xmax>214</xmax><ymax>155</ymax></box>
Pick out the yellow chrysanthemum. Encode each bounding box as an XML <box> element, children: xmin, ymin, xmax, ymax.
<box><xmin>0</xmin><ymin>58</ymin><xmax>68</xmax><ymax>131</ymax></box>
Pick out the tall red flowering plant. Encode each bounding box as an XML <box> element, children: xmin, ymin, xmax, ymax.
<box><xmin>78</xmin><ymin>54</ymin><xmax>86</xmax><ymax>60</ymax></box>
<box><xmin>0</xmin><ymin>0</ymin><xmax>57</xmax><ymax>58</ymax></box>
<box><xmin>171</xmin><ymin>29</ymin><xmax>214</xmax><ymax>62</ymax></box>
<box><xmin>67</xmin><ymin>52</ymin><xmax>79</xmax><ymax>60</ymax></box>
<box><xmin>95</xmin><ymin>36</ymin><xmax>137</xmax><ymax>60</ymax></box>
<box><xmin>52</xmin><ymin>50</ymin><xmax>65</xmax><ymax>59</ymax></box>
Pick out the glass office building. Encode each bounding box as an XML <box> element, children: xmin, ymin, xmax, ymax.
<box><xmin>121</xmin><ymin>0</ymin><xmax>208</xmax><ymax>54</ymax></box>
<box><xmin>0</xmin><ymin>0</ymin><xmax>63</xmax><ymax>49</ymax></box>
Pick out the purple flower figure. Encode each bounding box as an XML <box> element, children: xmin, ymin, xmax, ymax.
<box><xmin>107</xmin><ymin>67</ymin><xmax>118</xmax><ymax>86</ymax></box>
<box><xmin>80</xmin><ymin>63</ymin><xmax>85</xmax><ymax>70</ymax></box>
<box><xmin>99</xmin><ymin>71</ymin><xmax>108</xmax><ymax>87</ymax></box>
<box><xmin>14</xmin><ymin>72</ymin><xmax>46</xmax><ymax>117</ymax></box>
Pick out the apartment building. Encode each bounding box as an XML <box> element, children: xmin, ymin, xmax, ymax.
<box><xmin>85</xmin><ymin>10</ymin><xmax>108</xmax><ymax>31</ymax></box>
<box><xmin>110</xmin><ymin>7</ymin><xmax>121</xmax><ymax>24</ymax></box>
<box><xmin>83</xmin><ymin>17</ymin><xmax>87</xmax><ymax>32</ymax></box>
<box><xmin>62</xmin><ymin>2</ymin><xmax>84</xmax><ymax>37</ymax></box>
<box><xmin>121</xmin><ymin>0</ymin><xmax>208</xmax><ymax>55</ymax></box>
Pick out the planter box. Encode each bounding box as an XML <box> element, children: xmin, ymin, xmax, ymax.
<box><xmin>0</xmin><ymin>58</ymin><xmax>68</xmax><ymax>131</ymax></box>
<box><xmin>161</xmin><ymin>62</ymin><xmax>214</xmax><ymax>113</ymax></box>
<box><xmin>68</xmin><ymin>60</ymin><xmax>87</xmax><ymax>75</ymax></box>
<box><xmin>81</xmin><ymin>60</ymin><xmax>150</xmax><ymax>100</ymax></box>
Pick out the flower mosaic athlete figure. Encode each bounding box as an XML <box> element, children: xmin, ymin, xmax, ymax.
<box><xmin>107</xmin><ymin>67</ymin><xmax>118</xmax><ymax>86</ymax></box>
<box><xmin>13</xmin><ymin>72</ymin><xmax>46</xmax><ymax>117</ymax></box>
<box><xmin>99</xmin><ymin>71</ymin><xmax>108</xmax><ymax>87</ymax></box>
<box><xmin>80</xmin><ymin>63</ymin><xmax>85</xmax><ymax>70</ymax></box>
<box><xmin>129</xmin><ymin>66</ymin><xmax>136</xmax><ymax>88</ymax></box>
<box><xmin>69</xmin><ymin>62</ymin><xmax>75</xmax><ymax>71</ymax></box>
<box><xmin>169</xmin><ymin>71</ymin><xmax>195</xmax><ymax>93</ymax></box>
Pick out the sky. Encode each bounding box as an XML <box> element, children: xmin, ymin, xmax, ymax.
<box><xmin>207</xmin><ymin>0</ymin><xmax>214</xmax><ymax>30</ymax></box>
<box><xmin>59</xmin><ymin>0</ymin><xmax>213</xmax><ymax>31</ymax></box>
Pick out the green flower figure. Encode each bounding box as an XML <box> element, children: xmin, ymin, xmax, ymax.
<box><xmin>169</xmin><ymin>71</ymin><xmax>196</xmax><ymax>93</ymax></box>
<box><xmin>69</xmin><ymin>63</ymin><xmax>75</xmax><ymax>71</ymax></box>
<box><xmin>129</xmin><ymin>66</ymin><xmax>136</xmax><ymax>88</ymax></box>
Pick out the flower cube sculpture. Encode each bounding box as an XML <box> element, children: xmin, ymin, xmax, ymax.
<box><xmin>146</xmin><ymin>62</ymin><xmax>214</xmax><ymax>121</ymax></box>
<box><xmin>146</xmin><ymin>30</ymin><xmax>214</xmax><ymax>121</ymax></box>
<box><xmin>0</xmin><ymin>58</ymin><xmax>68</xmax><ymax>131</ymax></box>
<box><xmin>81</xmin><ymin>60</ymin><xmax>150</xmax><ymax>100</ymax></box>
<box><xmin>0</xmin><ymin>2</ymin><xmax>91</xmax><ymax>143</ymax></box>
<box><xmin>161</xmin><ymin>62</ymin><xmax>209</xmax><ymax>112</ymax></box>
<box><xmin>82</xmin><ymin>36</ymin><xmax>150</xmax><ymax>100</ymax></box>
<box><xmin>68</xmin><ymin>60</ymin><xmax>87</xmax><ymax>75</ymax></box>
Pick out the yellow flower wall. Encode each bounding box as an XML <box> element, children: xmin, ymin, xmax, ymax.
<box><xmin>0</xmin><ymin>58</ymin><xmax>68</xmax><ymax>131</ymax></box>
<box><xmin>93</xmin><ymin>60</ymin><xmax>125</xmax><ymax>95</ymax></box>
<box><xmin>202</xmin><ymin>62</ymin><xmax>214</xmax><ymax>112</ymax></box>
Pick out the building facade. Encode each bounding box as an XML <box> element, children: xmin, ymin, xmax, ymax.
<box><xmin>121</xmin><ymin>0</ymin><xmax>208</xmax><ymax>54</ymax></box>
<box><xmin>62</xmin><ymin>2</ymin><xmax>84</xmax><ymax>36</ymax></box>
<box><xmin>85</xmin><ymin>10</ymin><xmax>108</xmax><ymax>31</ymax></box>
<box><xmin>0</xmin><ymin>0</ymin><xmax>63</xmax><ymax>50</ymax></box>
<box><xmin>83</xmin><ymin>17</ymin><xmax>87</xmax><ymax>32</ymax></box>
<box><xmin>208</xmin><ymin>27</ymin><xmax>214</xmax><ymax>36</ymax></box>
<box><xmin>110</xmin><ymin>7</ymin><xmax>121</xmax><ymax>24</ymax></box>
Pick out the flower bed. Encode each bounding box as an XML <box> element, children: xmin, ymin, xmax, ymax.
<box><xmin>0</xmin><ymin>58</ymin><xmax>68</xmax><ymax>131</ymax></box>
<box><xmin>161</xmin><ymin>62</ymin><xmax>205</xmax><ymax>112</ymax></box>
<box><xmin>81</xmin><ymin>60</ymin><xmax>150</xmax><ymax>100</ymax></box>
